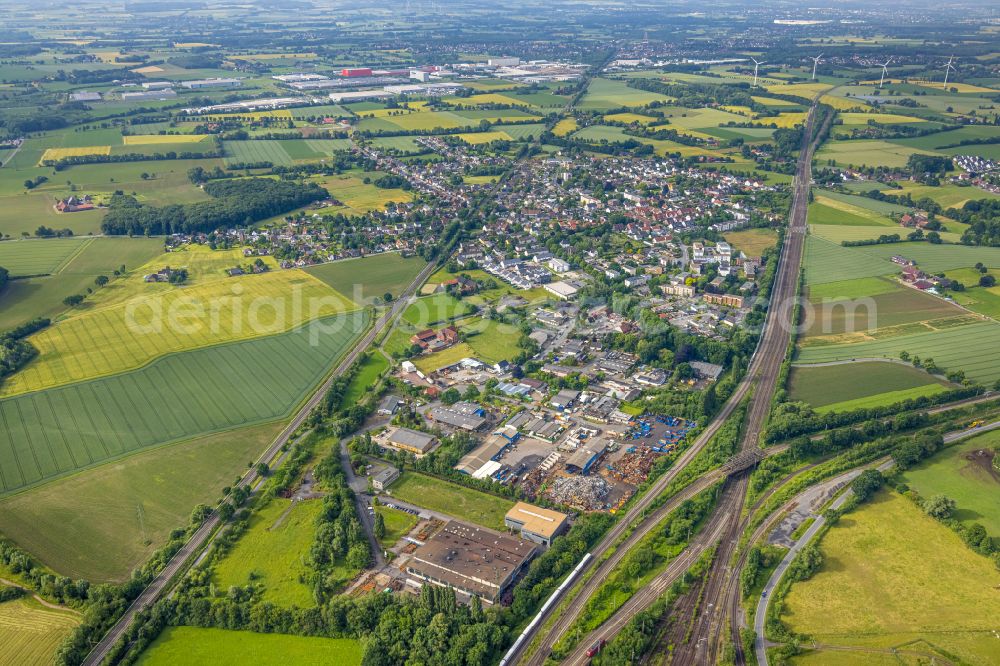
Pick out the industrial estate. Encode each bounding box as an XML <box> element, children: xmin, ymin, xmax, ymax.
<box><xmin>0</xmin><ymin>0</ymin><xmax>999</xmax><ymax>665</ymax></box>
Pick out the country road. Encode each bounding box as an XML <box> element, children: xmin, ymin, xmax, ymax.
<box><xmin>81</xmin><ymin>259</ymin><xmax>438</xmax><ymax>666</ymax></box>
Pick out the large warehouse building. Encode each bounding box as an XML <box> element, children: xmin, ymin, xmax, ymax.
<box><xmin>406</xmin><ymin>521</ymin><xmax>537</xmax><ymax>603</ymax></box>
<box><xmin>504</xmin><ymin>502</ymin><xmax>568</xmax><ymax>547</ymax></box>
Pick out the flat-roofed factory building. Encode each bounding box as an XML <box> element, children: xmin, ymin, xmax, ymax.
<box><xmin>504</xmin><ymin>502</ymin><xmax>568</xmax><ymax>547</ymax></box>
<box><xmin>405</xmin><ymin>521</ymin><xmax>537</xmax><ymax>604</ymax></box>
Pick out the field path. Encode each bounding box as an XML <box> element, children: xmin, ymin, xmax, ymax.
<box><xmin>0</xmin><ymin>577</ymin><xmax>82</xmax><ymax>615</ymax></box>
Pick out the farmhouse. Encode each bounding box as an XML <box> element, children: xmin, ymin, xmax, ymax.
<box><xmin>405</xmin><ymin>520</ymin><xmax>537</xmax><ymax>603</ymax></box>
<box><xmin>56</xmin><ymin>195</ymin><xmax>95</xmax><ymax>212</ymax></box>
<box><xmin>504</xmin><ymin>502</ymin><xmax>568</xmax><ymax>547</ymax></box>
<box><xmin>143</xmin><ymin>266</ymin><xmax>176</xmax><ymax>283</ymax></box>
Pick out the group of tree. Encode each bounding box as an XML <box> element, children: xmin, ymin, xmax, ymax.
<box><xmin>0</xmin><ymin>317</ymin><xmax>49</xmax><ymax>386</ymax></box>
<box><xmin>100</xmin><ymin>178</ymin><xmax>329</xmax><ymax>236</ymax></box>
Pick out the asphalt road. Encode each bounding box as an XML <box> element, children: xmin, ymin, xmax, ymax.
<box><xmin>81</xmin><ymin>258</ymin><xmax>438</xmax><ymax>666</ymax></box>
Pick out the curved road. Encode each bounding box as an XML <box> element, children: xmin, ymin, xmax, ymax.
<box><xmin>82</xmin><ymin>258</ymin><xmax>438</xmax><ymax>666</ymax></box>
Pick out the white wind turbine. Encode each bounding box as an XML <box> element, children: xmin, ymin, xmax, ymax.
<box><xmin>943</xmin><ymin>55</ymin><xmax>957</xmax><ymax>90</ymax></box>
<box><xmin>751</xmin><ymin>57</ymin><xmax>765</xmax><ymax>87</ymax></box>
<box><xmin>878</xmin><ymin>58</ymin><xmax>892</xmax><ymax>88</ymax></box>
<box><xmin>811</xmin><ymin>53</ymin><xmax>823</xmax><ymax>80</ymax></box>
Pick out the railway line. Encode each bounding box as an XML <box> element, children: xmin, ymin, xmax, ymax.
<box><xmin>514</xmin><ymin>98</ymin><xmax>823</xmax><ymax>666</ymax></box>
<box><xmin>672</xmin><ymin>98</ymin><xmax>827</xmax><ymax>666</ymax></box>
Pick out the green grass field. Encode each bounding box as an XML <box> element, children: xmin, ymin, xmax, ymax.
<box><xmin>0</xmin><ymin>422</ymin><xmax>282</xmax><ymax>581</ymax></box>
<box><xmin>0</xmin><ymin>237</ymin><xmax>164</xmax><ymax>330</ymax></box>
<box><xmin>462</xmin><ymin>318</ymin><xmax>524</xmax><ymax>364</ymax></box>
<box><xmin>401</xmin><ymin>293</ymin><xmax>472</xmax><ymax>327</ymax></box>
<box><xmin>223</xmin><ymin>140</ymin><xmax>294</xmax><ymax>166</ymax></box>
<box><xmin>806</xmin><ymin>276</ymin><xmax>901</xmax><ymax>301</ymax></box>
<box><xmin>787</xmin><ymin>361</ymin><xmax>947</xmax><ymax>409</ymax></box>
<box><xmin>0</xmin><ymin>311</ymin><xmax>367</xmax><ymax>496</ymax></box>
<box><xmin>136</xmin><ymin>626</ymin><xmax>363</xmax><ymax>666</ymax></box>
<box><xmin>305</xmin><ymin>253</ymin><xmax>426</xmax><ymax>304</ymax></box>
<box><xmin>795</xmin><ymin>320</ymin><xmax>1000</xmax><ymax>384</ymax></box>
<box><xmin>0</xmin><ymin>596</ymin><xmax>80</xmax><ymax>666</ymax></box>
<box><xmin>723</xmin><ymin>228</ymin><xmax>778</xmax><ymax>256</ymax></box>
<box><xmin>212</xmin><ymin>499</ymin><xmax>323</xmax><ymax>607</ymax></box>
<box><xmin>900</xmin><ymin>429</ymin><xmax>1000</xmax><ymax>536</ymax></box>
<box><xmin>386</xmin><ymin>472</ymin><xmax>514</xmax><ymax>530</ymax></box>
<box><xmin>0</xmin><ymin>193</ymin><xmax>105</xmax><ymax>238</ymax></box>
<box><xmin>341</xmin><ymin>351</ymin><xmax>389</xmax><ymax>409</ymax></box>
<box><xmin>808</xmin><ymin>196</ymin><xmax>896</xmax><ymax>227</ymax></box>
<box><xmin>375</xmin><ymin>505</ymin><xmax>418</xmax><ymax>548</ymax></box>
<box><xmin>782</xmin><ymin>491</ymin><xmax>1000</xmax><ymax>666</ymax></box>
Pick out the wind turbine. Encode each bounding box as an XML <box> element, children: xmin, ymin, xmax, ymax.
<box><xmin>751</xmin><ymin>57</ymin><xmax>765</xmax><ymax>87</ymax></box>
<box><xmin>943</xmin><ymin>55</ymin><xmax>957</xmax><ymax>90</ymax></box>
<box><xmin>878</xmin><ymin>58</ymin><xmax>892</xmax><ymax>88</ymax></box>
<box><xmin>810</xmin><ymin>53</ymin><xmax>823</xmax><ymax>80</ymax></box>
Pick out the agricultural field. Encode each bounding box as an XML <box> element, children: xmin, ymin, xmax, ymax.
<box><xmin>808</xmin><ymin>194</ymin><xmax>896</xmax><ymax>227</ymax></box>
<box><xmin>212</xmin><ymin>499</ymin><xmax>324</xmax><ymax>607</ymax></box>
<box><xmin>854</xmin><ymin>242</ymin><xmax>1000</xmax><ymax>273</ymax></box>
<box><xmin>578</xmin><ymin>77</ymin><xmax>673</xmax><ymax>110</ymax></box>
<box><xmin>386</xmin><ymin>472</ymin><xmax>514</xmax><ymax>530</ymax></box>
<box><xmin>723</xmin><ymin>229</ymin><xmax>778</xmax><ymax>256</ymax></box>
<box><xmin>122</xmin><ymin>134</ymin><xmax>211</xmax><ymax>145</ymax></box>
<box><xmin>38</xmin><ymin>145</ymin><xmax>111</xmax><ymax>163</ymax></box>
<box><xmin>900</xmin><ymin>429</ymin><xmax>1000</xmax><ymax>536</ymax></box>
<box><xmin>375</xmin><ymin>505</ymin><xmax>419</xmax><ymax>549</ymax></box>
<box><xmin>0</xmin><ymin>237</ymin><xmax>93</xmax><ymax>276</ymax></box>
<box><xmin>0</xmin><ymin>595</ymin><xmax>80</xmax><ymax>666</ymax></box>
<box><xmin>803</xmin><ymin>282</ymin><xmax>965</xmax><ymax>338</ymax></box>
<box><xmin>795</xmin><ymin>320</ymin><xmax>1000</xmax><ymax>385</ymax></box>
<box><xmin>311</xmin><ymin>173</ymin><xmax>413</xmax><ymax>215</ymax></box>
<box><xmin>0</xmin><ymin>237</ymin><xmax>163</xmax><ymax>330</ymax></box>
<box><xmin>3</xmin><ymin>269</ymin><xmax>357</xmax><ymax>396</ymax></box>
<box><xmin>0</xmin><ymin>422</ymin><xmax>282</xmax><ymax>581</ymax></box>
<box><xmin>803</xmin><ymin>236</ymin><xmax>899</xmax><ymax>286</ymax></box>
<box><xmin>782</xmin><ymin>491</ymin><xmax>1000</xmax><ymax>666</ymax></box>
<box><xmin>787</xmin><ymin>361</ymin><xmax>949</xmax><ymax>411</ymax></box>
<box><xmin>879</xmin><ymin>181</ymin><xmax>1000</xmax><ymax>210</ymax></box>
<box><xmin>305</xmin><ymin>253</ymin><xmax>426</xmax><ymax>304</ymax></box>
<box><xmin>0</xmin><ymin>310</ymin><xmax>368</xmax><ymax>496</ymax></box>
<box><xmin>814</xmin><ymin>139</ymin><xmax>937</xmax><ymax>169</ymax></box>
<box><xmin>136</xmin><ymin>627</ymin><xmax>363</xmax><ymax>666</ymax></box>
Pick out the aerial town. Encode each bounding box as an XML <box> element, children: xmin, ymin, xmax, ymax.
<box><xmin>1</xmin><ymin>1</ymin><xmax>1000</xmax><ymax>666</ymax></box>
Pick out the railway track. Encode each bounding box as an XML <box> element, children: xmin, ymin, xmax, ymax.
<box><xmin>516</xmin><ymin>98</ymin><xmax>822</xmax><ymax>666</ymax></box>
<box><xmin>673</xmin><ymin>97</ymin><xmax>826</xmax><ymax>666</ymax></box>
